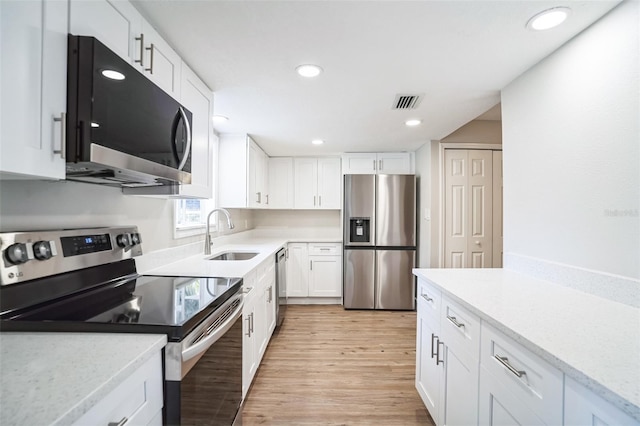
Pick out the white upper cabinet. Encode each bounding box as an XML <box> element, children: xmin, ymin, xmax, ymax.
<box><xmin>69</xmin><ymin>0</ymin><xmax>142</xmax><ymax>66</ymax></box>
<box><xmin>219</xmin><ymin>135</ymin><xmax>269</xmax><ymax>209</ymax></box>
<box><xmin>294</xmin><ymin>158</ymin><xmax>341</xmax><ymax>209</ymax></box>
<box><xmin>342</xmin><ymin>152</ymin><xmax>413</xmax><ymax>174</ymax></box>
<box><xmin>70</xmin><ymin>0</ymin><xmax>181</xmax><ymax>99</ymax></box>
<box><xmin>140</xmin><ymin>20</ymin><xmax>181</xmax><ymax>99</ymax></box>
<box><xmin>268</xmin><ymin>158</ymin><xmax>294</xmax><ymax>209</ymax></box>
<box><xmin>173</xmin><ymin>64</ymin><xmax>214</xmax><ymax>199</ymax></box>
<box><xmin>1</xmin><ymin>0</ymin><xmax>68</xmax><ymax>180</ymax></box>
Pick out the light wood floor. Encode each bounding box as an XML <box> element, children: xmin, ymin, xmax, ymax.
<box><xmin>241</xmin><ymin>305</ymin><xmax>435</xmax><ymax>425</ymax></box>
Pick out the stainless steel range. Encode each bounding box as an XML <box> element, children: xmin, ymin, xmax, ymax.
<box><xmin>0</xmin><ymin>227</ymin><xmax>243</xmax><ymax>426</ymax></box>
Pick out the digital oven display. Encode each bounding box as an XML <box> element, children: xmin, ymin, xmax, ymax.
<box><xmin>60</xmin><ymin>234</ymin><xmax>112</xmax><ymax>257</ymax></box>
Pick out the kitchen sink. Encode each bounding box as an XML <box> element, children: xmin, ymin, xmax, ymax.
<box><xmin>208</xmin><ymin>251</ymin><xmax>259</xmax><ymax>261</ymax></box>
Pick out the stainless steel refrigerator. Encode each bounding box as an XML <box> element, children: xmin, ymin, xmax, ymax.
<box><xmin>343</xmin><ymin>174</ymin><xmax>416</xmax><ymax>310</ymax></box>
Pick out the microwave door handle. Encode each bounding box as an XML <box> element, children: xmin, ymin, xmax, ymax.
<box><xmin>170</xmin><ymin>110</ymin><xmax>182</xmax><ymax>166</ymax></box>
<box><xmin>176</xmin><ymin>107</ymin><xmax>191</xmax><ymax>171</ymax></box>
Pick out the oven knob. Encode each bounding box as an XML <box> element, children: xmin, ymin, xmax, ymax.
<box><xmin>5</xmin><ymin>243</ymin><xmax>29</xmax><ymax>265</ymax></box>
<box><xmin>116</xmin><ymin>234</ymin><xmax>131</xmax><ymax>248</ymax></box>
<box><xmin>32</xmin><ymin>241</ymin><xmax>53</xmax><ymax>260</ymax></box>
<box><xmin>131</xmin><ymin>233</ymin><xmax>141</xmax><ymax>246</ymax></box>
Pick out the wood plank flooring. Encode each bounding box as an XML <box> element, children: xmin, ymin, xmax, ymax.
<box><xmin>241</xmin><ymin>305</ymin><xmax>435</xmax><ymax>425</ymax></box>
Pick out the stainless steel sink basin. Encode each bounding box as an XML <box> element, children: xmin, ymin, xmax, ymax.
<box><xmin>208</xmin><ymin>251</ymin><xmax>259</xmax><ymax>261</ymax></box>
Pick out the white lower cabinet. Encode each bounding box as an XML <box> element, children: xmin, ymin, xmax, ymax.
<box><xmin>286</xmin><ymin>243</ymin><xmax>342</xmax><ymax>301</ymax></box>
<box><xmin>242</xmin><ymin>256</ymin><xmax>277</xmax><ymax>399</ymax></box>
<box><xmin>479</xmin><ymin>323</ymin><xmax>563</xmax><ymax>425</ymax></box>
<box><xmin>73</xmin><ymin>352</ymin><xmax>163</xmax><ymax>426</ymax></box>
<box><xmin>415</xmin><ymin>279</ymin><xmax>480</xmax><ymax>426</ymax></box>
<box><xmin>564</xmin><ymin>377</ymin><xmax>638</xmax><ymax>426</ymax></box>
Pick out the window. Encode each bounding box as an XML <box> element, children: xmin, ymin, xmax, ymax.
<box><xmin>174</xmin><ymin>198</ymin><xmax>215</xmax><ymax>238</ymax></box>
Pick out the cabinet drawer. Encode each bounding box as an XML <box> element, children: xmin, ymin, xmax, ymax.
<box><xmin>440</xmin><ymin>296</ymin><xmax>480</xmax><ymax>359</ymax></box>
<box><xmin>481</xmin><ymin>323</ymin><xmax>563</xmax><ymax>425</ymax></box>
<box><xmin>308</xmin><ymin>243</ymin><xmax>341</xmax><ymax>255</ymax></box>
<box><xmin>73</xmin><ymin>352</ymin><xmax>163</xmax><ymax>426</ymax></box>
<box><xmin>416</xmin><ymin>278</ymin><xmax>441</xmax><ymax>322</ymax></box>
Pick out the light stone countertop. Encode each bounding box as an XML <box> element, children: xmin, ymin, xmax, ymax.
<box><xmin>413</xmin><ymin>268</ymin><xmax>640</xmax><ymax>421</ymax></box>
<box><xmin>0</xmin><ymin>332</ymin><xmax>167</xmax><ymax>426</ymax></box>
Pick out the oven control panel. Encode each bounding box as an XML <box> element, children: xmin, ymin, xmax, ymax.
<box><xmin>0</xmin><ymin>227</ymin><xmax>142</xmax><ymax>285</ymax></box>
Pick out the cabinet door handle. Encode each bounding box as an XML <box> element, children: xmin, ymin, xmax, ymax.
<box><xmin>446</xmin><ymin>315</ymin><xmax>465</xmax><ymax>329</ymax></box>
<box><xmin>379</xmin><ymin>159</ymin><xmax>383</xmax><ymax>171</ymax></box>
<box><xmin>256</xmin><ymin>192</ymin><xmax>261</xmax><ymax>203</ymax></box>
<box><xmin>53</xmin><ymin>113</ymin><xmax>66</xmax><ymax>159</ymax></box>
<box><xmin>494</xmin><ymin>355</ymin><xmax>526</xmax><ymax>378</ymax></box>
<box><xmin>436</xmin><ymin>340</ymin><xmax>444</xmax><ymax>365</ymax></box>
<box><xmin>265</xmin><ymin>194</ymin><xmax>269</xmax><ymax>205</ymax></box>
<box><xmin>313</xmin><ymin>196</ymin><xmax>316</xmax><ymax>206</ymax></box>
<box><xmin>373</xmin><ymin>159</ymin><xmax>376</xmax><ymax>171</ymax></box>
<box><xmin>108</xmin><ymin>417</ymin><xmax>128</xmax><ymax>426</ymax></box>
<box><xmin>250</xmin><ymin>312</ymin><xmax>254</xmax><ymax>333</ymax></box>
<box><xmin>319</xmin><ymin>195</ymin><xmax>322</xmax><ymax>206</ymax></box>
<box><xmin>421</xmin><ymin>293</ymin><xmax>433</xmax><ymax>302</ymax></box>
<box><xmin>245</xmin><ymin>316</ymin><xmax>252</xmax><ymax>337</ymax></box>
<box><xmin>430</xmin><ymin>333</ymin><xmax>438</xmax><ymax>359</ymax></box>
<box><xmin>134</xmin><ymin>33</ymin><xmax>144</xmax><ymax>66</ymax></box>
<box><xmin>268</xmin><ymin>286</ymin><xmax>272</xmax><ymax>302</ymax></box>
<box><xmin>286</xmin><ymin>248</ymin><xmax>289</xmax><ymax>259</ymax></box>
<box><xmin>310</xmin><ymin>260</ymin><xmax>313</xmax><ymax>270</ymax></box>
<box><xmin>145</xmin><ymin>43</ymin><xmax>154</xmax><ymax>74</ymax></box>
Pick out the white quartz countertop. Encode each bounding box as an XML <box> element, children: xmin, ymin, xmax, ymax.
<box><xmin>413</xmin><ymin>268</ymin><xmax>640</xmax><ymax>421</ymax></box>
<box><xmin>0</xmin><ymin>332</ymin><xmax>167</xmax><ymax>426</ymax></box>
<box><xmin>143</xmin><ymin>236</ymin><xmax>341</xmax><ymax>278</ymax></box>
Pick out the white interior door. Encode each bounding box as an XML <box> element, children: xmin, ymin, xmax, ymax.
<box><xmin>444</xmin><ymin>149</ymin><xmax>494</xmax><ymax>268</ymax></box>
<box><xmin>467</xmin><ymin>150</ymin><xmax>493</xmax><ymax>268</ymax></box>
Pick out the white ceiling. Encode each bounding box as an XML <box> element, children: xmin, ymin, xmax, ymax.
<box><xmin>132</xmin><ymin>0</ymin><xmax>620</xmax><ymax>156</ymax></box>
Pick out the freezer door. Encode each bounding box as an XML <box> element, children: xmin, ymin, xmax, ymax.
<box><xmin>375</xmin><ymin>249</ymin><xmax>415</xmax><ymax>310</ymax></box>
<box><xmin>343</xmin><ymin>174</ymin><xmax>376</xmax><ymax>246</ymax></box>
<box><xmin>376</xmin><ymin>174</ymin><xmax>416</xmax><ymax>247</ymax></box>
<box><xmin>343</xmin><ymin>249</ymin><xmax>375</xmax><ymax>309</ymax></box>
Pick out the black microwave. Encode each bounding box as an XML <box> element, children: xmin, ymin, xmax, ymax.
<box><xmin>65</xmin><ymin>35</ymin><xmax>192</xmax><ymax>187</ymax></box>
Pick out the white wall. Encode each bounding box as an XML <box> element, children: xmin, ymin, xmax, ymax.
<box><xmin>414</xmin><ymin>142</ymin><xmax>431</xmax><ymax>267</ymax></box>
<box><xmin>0</xmin><ymin>180</ymin><xmax>254</xmax><ymax>253</ymax></box>
<box><xmin>441</xmin><ymin>120</ymin><xmax>502</xmax><ymax>144</ymax></box>
<box><xmin>253</xmin><ymin>209</ymin><xmax>340</xmax><ymax>233</ymax></box>
<box><xmin>502</xmin><ymin>1</ymin><xmax>639</xmax><ymax>279</ymax></box>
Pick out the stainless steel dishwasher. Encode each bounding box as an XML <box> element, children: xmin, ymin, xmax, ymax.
<box><xmin>275</xmin><ymin>247</ymin><xmax>287</xmax><ymax>327</ymax></box>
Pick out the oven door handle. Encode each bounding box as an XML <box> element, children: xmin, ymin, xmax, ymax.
<box><xmin>182</xmin><ymin>296</ymin><xmax>244</xmax><ymax>362</ymax></box>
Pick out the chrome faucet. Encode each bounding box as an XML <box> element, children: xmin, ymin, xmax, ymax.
<box><xmin>204</xmin><ymin>208</ymin><xmax>235</xmax><ymax>255</ymax></box>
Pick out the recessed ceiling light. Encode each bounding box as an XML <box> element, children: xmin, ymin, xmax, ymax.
<box><xmin>212</xmin><ymin>115</ymin><xmax>228</xmax><ymax>123</ymax></box>
<box><xmin>100</xmin><ymin>69</ymin><xmax>125</xmax><ymax>80</ymax></box>
<box><xmin>311</xmin><ymin>139</ymin><xmax>324</xmax><ymax>145</ymax></box>
<box><xmin>296</xmin><ymin>64</ymin><xmax>323</xmax><ymax>78</ymax></box>
<box><xmin>527</xmin><ymin>7</ymin><xmax>571</xmax><ymax>31</ymax></box>
<box><xmin>405</xmin><ymin>119</ymin><xmax>422</xmax><ymax>127</ymax></box>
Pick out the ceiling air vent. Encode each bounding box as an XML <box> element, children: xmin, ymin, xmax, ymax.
<box><xmin>393</xmin><ymin>94</ymin><xmax>423</xmax><ymax>110</ymax></box>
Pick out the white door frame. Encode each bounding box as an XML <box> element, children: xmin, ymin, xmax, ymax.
<box><xmin>438</xmin><ymin>143</ymin><xmax>502</xmax><ymax>268</ymax></box>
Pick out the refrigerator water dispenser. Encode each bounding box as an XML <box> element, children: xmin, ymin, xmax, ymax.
<box><xmin>349</xmin><ymin>217</ymin><xmax>370</xmax><ymax>243</ymax></box>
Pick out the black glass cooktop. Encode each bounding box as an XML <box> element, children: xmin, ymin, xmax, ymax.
<box><xmin>0</xmin><ymin>274</ymin><xmax>242</xmax><ymax>342</ymax></box>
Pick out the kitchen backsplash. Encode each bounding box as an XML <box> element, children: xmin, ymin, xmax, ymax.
<box><xmin>0</xmin><ymin>180</ymin><xmax>254</xmax><ymax>253</ymax></box>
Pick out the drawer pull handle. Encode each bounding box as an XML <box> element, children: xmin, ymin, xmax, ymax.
<box><xmin>494</xmin><ymin>355</ymin><xmax>526</xmax><ymax>378</ymax></box>
<box><xmin>421</xmin><ymin>293</ymin><xmax>433</xmax><ymax>302</ymax></box>
<box><xmin>446</xmin><ymin>315</ymin><xmax>465</xmax><ymax>328</ymax></box>
<box><xmin>108</xmin><ymin>417</ymin><xmax>128</xmax><ymax>426</ymax></box>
